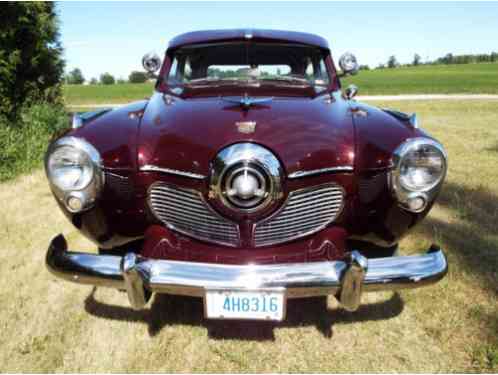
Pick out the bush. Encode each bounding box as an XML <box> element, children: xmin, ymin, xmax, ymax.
<box><xmin>0</xmin><ymin>103</ymin><xmax>68</xmax><ymax>181</ymax></box>
<box><xmin>100</xmin><ymin>73</ymin><xmax>115</xmax><ymax>85</ymax></box>
<box><xmin>128</xmin><ymin>71</ymin><xmax>148</xmax><ymax>83</ymax></box>
<box><xmin>0</xmin><ymin>3</ymin><xmax>65</xmax><ymax>121</ymax></box>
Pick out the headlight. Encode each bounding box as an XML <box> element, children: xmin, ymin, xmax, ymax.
<box><xmin>45</xmin><ymin>137</ymin><xmax>103</xmax><ymax>212</ymax></box>
<box><xmin>391</xmin><ymin>138</ymin><xmax>447</xmax><ymax>212</ymax></box>
<box><xmin>48</xmin><ymin>145</ymin><xmax>95</xmax><ymax>191</ymax></box>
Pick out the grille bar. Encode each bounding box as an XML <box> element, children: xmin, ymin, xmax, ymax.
<box><xmin>149</xmin><ymin>183</ymin><xmax>240</xmax><ymax>247</ymax></box>
<box><xmin>253</xmin><ymin>184</ymin><xmax>344</xmax><ymax>247</ymax></box>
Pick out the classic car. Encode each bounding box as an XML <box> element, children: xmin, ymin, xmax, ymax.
<box><xmin>45</xmin><ymin>29</ymin><xmax>448</xmax><ymax>321</ymax></box>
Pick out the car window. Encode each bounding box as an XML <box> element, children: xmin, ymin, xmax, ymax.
<box><xmin>167</xmin><ymin>42</ymin><xmax>330</xmax><ymax>87</ymax></box>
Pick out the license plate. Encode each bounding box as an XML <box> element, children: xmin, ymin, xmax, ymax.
<box><xmin>205</xmin><ymin>289</ymin><xmax>286</xmax><ymax>321</ymax></box>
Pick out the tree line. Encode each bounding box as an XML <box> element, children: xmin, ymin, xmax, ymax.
<box><xmin>64</xmin><ymin>69</ymin><xmax>150</xmax><ymax>85</ymax></box>
<box><xmin>371</xmin><ymin>51</ymin><xmax>498</xmax><ymax>70</ymax></box>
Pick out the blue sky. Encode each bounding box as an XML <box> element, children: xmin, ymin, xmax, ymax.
<box><xmin>57</xmin><ymin>1</ymin><xmax>498</xmax><ymax>80</ymax></box>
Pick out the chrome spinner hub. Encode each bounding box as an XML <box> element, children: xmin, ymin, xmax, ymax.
<box><xmin>210</xmin><ymin>143</ymin><xmax>284</xmax><ymax>214</ymax></box>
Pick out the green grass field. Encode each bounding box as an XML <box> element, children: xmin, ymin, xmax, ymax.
<box><xmin>342</xmin><ymin>62</ymin><xmax>498</xmax><ymax>95</ymax></box>
<box><xmin>63</xmin><ymin>63</ymin><xmax>498</xmax><ymax>105</ymax></box>
<box><xmin>0</xmin><ymin>100</ymin><xmax>496</xmax><ymax>372</ymax></box>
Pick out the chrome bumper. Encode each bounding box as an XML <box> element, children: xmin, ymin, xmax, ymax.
<box><xmin>46</xmin><ymin>234</ymin><xmax>448</xmax><ymax>312</ymax></box>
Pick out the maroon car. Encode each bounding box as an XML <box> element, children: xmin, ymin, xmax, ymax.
<box><xmin>45</xmin><ymin>29</ymin><xmax>447</xmax><ymax>321</ymax></box>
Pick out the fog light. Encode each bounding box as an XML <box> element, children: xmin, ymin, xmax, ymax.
<box><xmin>67</xmin><ymin>195</ymin><xmax>84</xmax><ymax>212</ymax></box>
<box><xmin>406</xmin><ymin>195</ymin><xmax>427</xmax><ymax>212</ymax></box>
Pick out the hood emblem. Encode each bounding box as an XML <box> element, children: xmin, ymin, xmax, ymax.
<box><xmin>236</xmin><ymin>121</ymin><xmax>257</xmax><ymax>134</ymax></box>
<box><xmin>223</xmin><ymin>93</ymin><xmax>273</xmax><ymax>110</ymax></box>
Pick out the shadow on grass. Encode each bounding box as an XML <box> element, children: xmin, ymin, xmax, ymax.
<box><xmin>84</xmin><ymin>289</ymin><xmax>404</xmax><ymax>340</ymax></box>
<box><xmin>485</xmin><ymin>141</ymin><xmax>498</xmax><ymax>153</ymax></box>
<box><xmin>422</xmin><ymin>181</ymin><xmax>498</xmax><ymax>294</ymax></box>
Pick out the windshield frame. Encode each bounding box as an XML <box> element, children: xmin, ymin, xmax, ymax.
<box><xmin>157</xmin><ymin>41</ymin><xmax>340</xmax><ymax>95</ymax></box>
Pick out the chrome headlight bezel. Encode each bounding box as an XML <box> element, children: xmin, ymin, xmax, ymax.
<box><xmin>390</xmin><ymin>137</ymin><xmax>447</xmax><ymax>213</ymax></box>
<box><xmin>45</xmin><ymin>136</ymin><xmax>104</xmax><ymax>213</ymax></box>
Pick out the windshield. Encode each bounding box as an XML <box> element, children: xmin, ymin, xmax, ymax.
<box><xmin>166</xmin><ymin>42</ymin><xmax>330</xmax><ymax>88</ymax></box>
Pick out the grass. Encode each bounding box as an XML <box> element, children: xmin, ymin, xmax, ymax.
<box><xmin>0</xmin><ymin>104</ymin><xmax>69</xmax><ymax>182</ymax></box>
<box><xmin>63</xmin><ymin>63</ymin><xmax>498</xmax><ymax>106</ymax></box>
<box><xmin>0</xmin><ymin>100</ymin><xmax>497</xmax><ymax>372</ymax></box>
<box><xmin>342</xmin><ymin>62</ymin><xmax>498</xmax><ymax>95</ymax></box>
<box><xmin>63</xmin><ymin>82</ymin><xmax>154</xmax><ymax>106</ymax></box>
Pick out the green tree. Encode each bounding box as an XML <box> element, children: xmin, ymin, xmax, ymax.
<box><xmin>128</xmin><ymin>71</ymin><xmax>148</xmax><ymax>83</ymax></box>
<box><xmin>0</xmin><ymin>2</ymin><xmax>65</xmax><ymax>121</ymax></box>
<box><xmin>89</xmin><ymin>78</ymin><xmax>98</xmax><ymax>85</ymax></box>
<box><xmin>100</xmin><ymin>72</ymin><xmax>115</xmax><ymax>85</ymax></box>
<box><xmin>387</xmin><ymin>55</ymin><xmax>399</xmax><ymax>68</ymax></box>
<box><xmin>413</xmin><ymin>53</ymin><xmax>421</xmax><ymax>66</ymax></box>
<box><xmin>66</xmin><ymin>68</ymin><xmax>85</xmax><ymax>84</ymax></box>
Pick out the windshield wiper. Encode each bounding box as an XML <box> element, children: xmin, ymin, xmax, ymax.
<box><xmin>259</xmin><ymin>76</ymin><xmax>312</xmax><ymax>86</ymax></box>
<box><xmin>184</xmin><ymin>77</ymin><xmax>256</xmax><ymax>87</ymax></box>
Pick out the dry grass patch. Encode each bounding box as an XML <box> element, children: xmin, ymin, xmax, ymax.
<box><xmin>0</xmin><ymin>100</ymin><xmax>496</xmax><ymax>372</ymax></box>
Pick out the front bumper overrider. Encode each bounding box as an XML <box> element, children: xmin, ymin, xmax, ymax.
<box><xmin>46</xmin><ymin>234</ymin><xmax>448</xmax><ymax>312</ymax></box>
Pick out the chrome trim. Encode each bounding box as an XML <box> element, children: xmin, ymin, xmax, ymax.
<box><xmin>409</xmin><ymin>113</ymin><xmax>418</xmax><ymax>129</ymax></box>
<box><xmin>72</xmin><ymin>114</ymin><xmax>83</xmax><ymax>129</ymax></box>
<box><xmin>389</xmin><ymin>137</ymin><xmax>447</xmax><ymax>212</ymax></box>
<box><xmin>44</xmin><ymin>136</ymin><xmax>104</xmax><ymax>212</ymax></box>
<box><xmin>253</xmin><ymin>184</ymin><xmax>345</xmax><ymax>247</ymax></box>
<box><xmin>339</xmin><ymin>251</ymin><xmax>367</xmax><ymax>311</ymax></box>
<box><xmin>148</xmin><ymin>183</ymin><xmax>240</xmax><ymax>247</ymax></box>
<box><xmin>288</xmin><ymin>166</ymin><xmax>354</xmax><ymax>179</ymax></box>
<box><xmin>140</xmin><ymin>165</ymin><xmax>206</xmax><ymax>180</ymax></box>
<box><xmin>222</xmin><ymin>94</ymin><xmax>273</xmax><ymax>110</ymax></box>
<box><xmin>47</xmin><ymin>235</ymin><xmax>448</xmax><ymax>312</ymax></box>
<box><xmin>210</xmin><ymin>143</ymin><xmax>284</xmax><ymax>214</ymax></box>
<box><xmin>343</xmin><ymin>84</ymin><xmax>358</xmax><ymax>100</ymax></box>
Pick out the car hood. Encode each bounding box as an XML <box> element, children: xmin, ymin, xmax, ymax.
<box><xmin>137</xmin><ymin>92</ymin><xmax>355</xmax><ymax>177</ymax></box>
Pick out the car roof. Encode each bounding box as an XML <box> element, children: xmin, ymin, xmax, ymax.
<box><xmin>168</xmin><ymin>29</ymin><xmax>330</xmax><ymax>50</ymax></box>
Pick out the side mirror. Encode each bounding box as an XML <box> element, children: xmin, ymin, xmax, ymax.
<box><xmin>344</xmin><ymin>84</ymin><xmax>358</xmax><ymax>100</ymax></box>
<box><xmin>142</xmin><ymin>52</ymin><xmax>162</xmax><ymax>77</ymax></box>
<box><xmin>338</xmin><ymin>52</ymin><xmax>359</xmax><ymax>76</ymax></box>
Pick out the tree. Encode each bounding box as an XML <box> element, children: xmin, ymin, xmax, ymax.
<box><xmin>89</xmin><ymin>78</ymin><xmax>98</xmax><ymax>85</ymax></box>
<box><xmin>413</xmin><ymin>53</ymin><xmax>421</xmax><ymax>66</ymax></box>
<box><xmin>359</xmin><ymin>64</ymin><xmax>370</xmax><ymax>71</ymax></box>
<box><xmin>387</xmin><ymin>55</ymin><xmax>399</xmax><ymax>68</ymax></box>
<box><xmin>100</xmin><ymin>73</ymin><xmax>115</xmax><ymax>85</ymax></box>
<box><xmin>128</xmin><ymin>71</ymin><xmax>148</xmax><ymax>83</ymax></box>
<box><xmin>66</xmin><ymin>68</ymin><xmax>85</xmax><ymax>84</ymax></box>
<box><xmin>0</xmin><ymin>2</ymin><xmax>65</xmax><ymax>121</ymax></box>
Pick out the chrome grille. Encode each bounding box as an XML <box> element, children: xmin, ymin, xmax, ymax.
<box><xmin>253</xmin><ymin>184</ymin><xmax>344</xmax><ymax>247</ymax></box>
<box><xmin>149</xmin><ymin>183</ymin><xmax>240</xmax><ymax>247</ymax></box>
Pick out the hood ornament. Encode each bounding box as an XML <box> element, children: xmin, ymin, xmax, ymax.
<box><xmin>222</xmin><ymin>93</ymin><xmax>273</xmax><ymax>110</ymax></box>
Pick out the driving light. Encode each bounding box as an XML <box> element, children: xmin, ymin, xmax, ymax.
<box><xmin>391</xmin><ymin>138</ymin><xmax>447</xmax><ymax>212</ymax></box>
<box><xmin>66</xmin><ymin>194</ymin><xmax>84</xmax><ymax>212</ymax></box>
<box><xmin>45</xmin><ymin>137</ymin><xmax>103</xmax><ymax>212</ymax></box>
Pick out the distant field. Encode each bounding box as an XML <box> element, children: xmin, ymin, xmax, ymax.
<box><xmin>63</xmin><ymin>63</ymin><xmax>498</xmax><ymax>105</ymax></box>
<box><xmin>63</xmin><ymin>82</ymin><xmax>154</xmax><ymax>106</ymax></box>
<box><xmin>342</xmin><ymin>63</ymin><xmax>498</xmax><ymax>95</ymax></box>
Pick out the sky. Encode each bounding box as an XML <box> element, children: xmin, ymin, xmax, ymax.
<box><xmin>57</xmin><ymin>1</ymin><xmax>498</xmax><ymax>80</ymax></box>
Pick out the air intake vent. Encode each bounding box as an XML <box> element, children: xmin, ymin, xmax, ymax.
<box><xmin>149</xmin><ymin>183</ymin><xmax>240</xmax><ymax>247</ymax></box>
<box><xmin>253</xmin><ymin>184</ymin><xmax>344</xmax><ymax>247</ymax></box>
